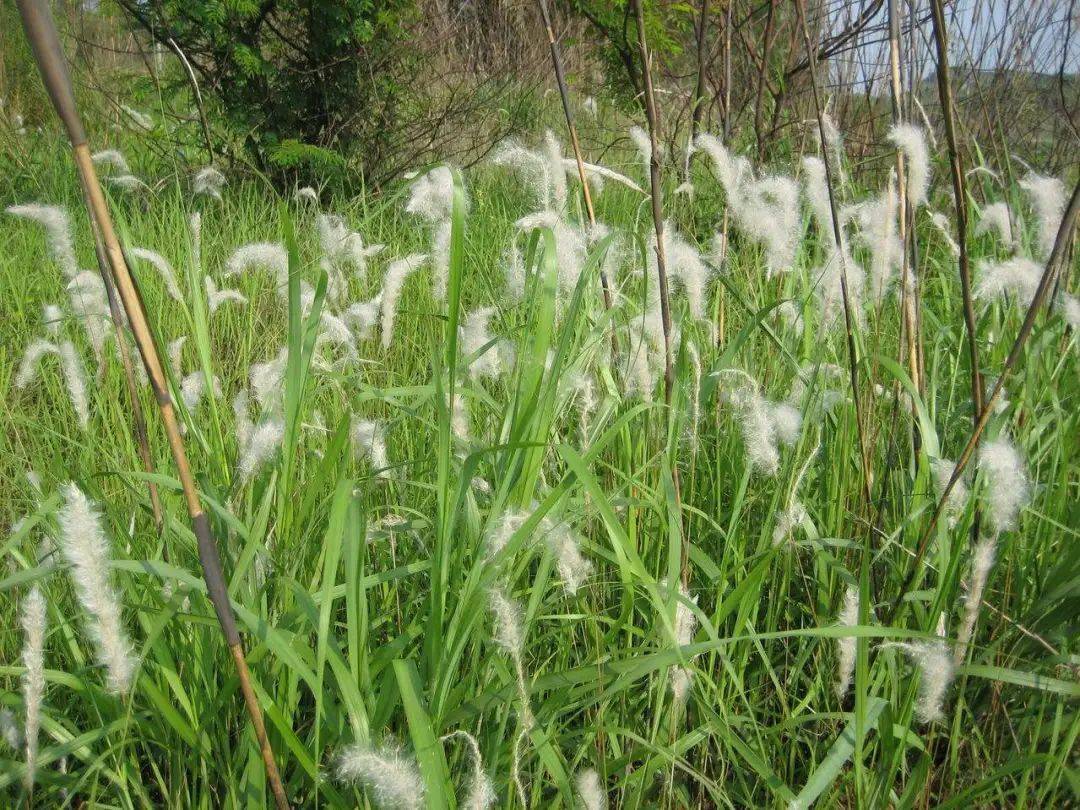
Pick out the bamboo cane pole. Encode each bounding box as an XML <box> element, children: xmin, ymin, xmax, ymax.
<box><xmin>14</xmin><ymin>2</ymin><xmax>288</xmax><ymax>805</ymax></box>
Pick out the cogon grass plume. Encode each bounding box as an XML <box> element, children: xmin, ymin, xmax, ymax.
<box><xmin>20</xmin><ymin>585</ymin><xmax>46</xmax><ymax>790</ymax></box>
<box><xmin>441</xmin><ymin>729</ymin><xmax>496</xmax><ymax>810</ymax></box>
<box><xmin>6</xmin><ymin>202</ymin><xmax>80</xmax><ymax>280</ymax></box>
<box><xmin>931</xmin><ymin>458</ymin><xmax>970</xmax><ymax>527</ymax></box>
<box><xmin>575</xmin><ymin>768</ymin><xmax>607</xmax><ymax>810</ymax></box>
<box><xmin>887</xmin><ymin>124</ymin><xmax>930</xmax><ymax>208</ymax></box>
<box><xmin>974</xmin><ymin>202</ymin><xmax>1015</xmax><ymax>248</ymax></box>
<box><xmin>973</xmin><ymin>256</ymin><xmax>1041</xmax><ymax>308</ymax></box>
<box><xmin>954</xmin><ymin>536</ymin><xmax>996</xmax><ymax>665</ymax></box>
<box><xmin>237</xmin><ymin>417</ymin><xmax>286</xmax><ymax>484</ymax></box>
<box><xmin>834</xmin><ymin>585</ymin><xmax>859</xmax><ymax>699</ymax></box>
<box><xmin>351</xmin><ymin>418</ymin><xmax>389</xmax><ymax>476</ymax></box>
<box><xmin>976</xmin><ymin>435</ymin><xmax>1030</xmax><ymax>533</ymax></box>
<box><xmin>405</xmin><ymin>165</ymin><xmax>455</xmax><ymax>300</ymax></box>
<box><xmin>1019</xmin><ymin>172</ymin><xmax>1066</xmax><ymax>259</ymax></box>
<box><xmin>192</xmin><ymin>165</ymin><xmax>226</xmax><ymax>200</ymax></box>
<box><xmin>128</xmin><ymin>247</ymin><xmax>184</xmax><ymax>301</ymax></box>
<box><xmin>380</xmin><ymin>254</ymin><xmax>429</xmax><ymax>349</ymax></box>
<box><xmin>488</xmin><ymin>586</ymin><xmax>533</xmax><ymax>808</ymax></box>
<box><xmin>887</xmin><ymin>614</ymin><xmax>954</xmax><ymax>724</ymax></box>
<box><xmin>0</xmin><ymin>708</ymin><xmax>22</xmax><ymax>753</ymax></box>
<box><xmin>204</xmin><ymin>275</ymin><xmax>247</xmax><ymax>314</ymax></box>
<box><xmin>57</xmin><ymin>484</ymin><xmax>136</xmax><ymax>694</ymax></box>
<box><xmin>334</xmin><ymin>741</ymin><xmax>425</xmax><ymax>810</ymax></box>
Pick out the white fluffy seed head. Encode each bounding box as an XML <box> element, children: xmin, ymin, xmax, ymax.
<box><xmin>380</xmin><ymin>254</ymin><xmax>428</xmax><ymax>349</ymax></box>
<box><xmin>955</xmin><ymin>535</ymin><xmax>997</xmax><ymax>665</ymax></box>
<box><xmin>250</xmin><ymin>348</ymin><xmax>288</xmax><ymax>413</ymax></box>
<box><xmin>834</xmin><ymin>585</ymin><xmax>859</xmax><ymax>699</ymax></box>
<box><xmin>973</xmin><ymin>256</ymin><xmax>1041</xmax><ymax>308</ymax></box>
<box><xmin>335</xmin><ymin>742</ymin><xmax>425</xmax><ymax>810</ymax></box>
<box><xmin>977</xmin><ymin>436</ymin><xmax>1031</xmax><ymax>532</ymax></box>
<box><xmin>772</xmin><ymin>500</ymin><xmax>807</xmax><ymax>548</ymax></box>
<box><xmin>92</xmin><ymin>149</ymin><xmax>130</xmax><ymax>173</ymax></box>
<box><xmin>930</xmin><ymin>458</ymin><xmax>970</xmax><ymax>525</ymax></box>
<box><xmin>1019</xmin><ymin>172</ymin><xmax>1066</xmax><ymax>259</ymax></box>
<box><xmin>460</xmin><ymin>307</ymin><xmax>501</xmax><ymax>379</ymax></box>
<box><xmin>193</xmin><ymin>166</ymin><xmax>226</xmax><ymax>200</ymax></box>
<box><xmin>20</xmin><ymin>585</ymin><xmax>46</xmax><ymax>788</ymax></box>
<box><xmin>6</xmin><ymin>203</ymin><xmax>80</xmax><ymax>279</ymax></box>
<box><xmin>629</xmin><ymin>125</ymin><xmax>652</xmax><ymax>177</ymax></box>
<box><xmin>544</xmin><ymin>521</ymin><xmax>592</xmax><ymax>595</ymax></box>
<box><xmin>0</xmin><ymin>708</ymin><xmax>22</xmax><ymax>752</ymax></box>
<box><xmin>731</xmin><ymin>384</ymin><xmax>780</xmax><ymax>476</ymax></box>
<box><xmin>929</xmin><ymin>211</ymin><xmax>961</xmax><ymax>257</ymax></box>
<box><xmin>544</xmin><ymin>130</ymin><xmax>568</xmax><ymax>212</ymax></box>
<box><xmin>888</xmin><ymin>124</ymin><xmax>930</xmax><ymax>207</ymax></box>
<box><xmin>15</xmin><ymin>339</ymin><xmax>60</xmax><ymax>389</ymax></box>
<box><xmin>237</xmin><ymin>418</ymin><xmax>285</xmax><ymax>483</ymax></box>
<box><xmin>130</xmin><ymin>247</ymin><xmax>184</xmax><ymax>301</ymax></box>
<box><xmin>58</xmin><ymin>484</ymin><xmax>136</xmax><ymax>694</ymax></box>
<box><xmin>352</xmin><ymin>418</ymin><xmax>389</xmax><ymax>475</ymax></box>
<box><xmin>485</xmin><ymin>509</ymin><xmax>529</xmax><ymax>558</ymax></box>
<box><xmin>974</xmin><ymin>202</ymin><xmax>1014</xmax><ymax>246</ymax></box>
<box><xmin>107</xmin><ymin>174</ymin><xmax>150</xmax><ymax>193</ymax></box>
<box><xmin>575</xmin><ymin>768</ymin><xmax>607</xmax><ymax>810</ymax></box>
<box><xmin>897</xmin><ymin>623</ymin><xmax>955</xmax><ymax>724</ymax></box>
<box><xmin>58</xmin><ymin>341</ymin><xmax>90</xmax><ymax>429</ymax></box>
<box><xmin>224</xmin><ymin>242</ymin><xmax>289</xmax><ymax>293</ymax></box>
<box><xmin>1058</xmin><ymin>293</ymin><xmax>1080</xmax><ymax>330</ymax></box>
<box><xmin>204</xmin><ymin>275</ymin><xmax>247</xmax><ymax>314</ymax></box>
<box><xmin>488</xmin><ymin>586</ymin><xmax>525</xmax><ymax>656</ymax></box>
<box><xmin>406</xmin><ymin>165</ymin><xmax>455</xmax><ymax>222</ymax></box>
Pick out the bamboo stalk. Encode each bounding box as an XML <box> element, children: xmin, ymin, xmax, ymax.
<box><xmin>14</xmin><ymin>3</ymin><xmax>288</xmax><ymax>806</ymax></box>
<box><xmin>929</xmin><ymin>0</ymin><xmax>985</xmax><ymax>557</ymax></box>
<box><xmin>795</xmin><ymin>0</ymin><xmax>874</xmax><ymax>506</ymax></box>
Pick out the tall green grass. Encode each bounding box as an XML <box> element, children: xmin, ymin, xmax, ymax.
<box><xmin>0</xmin><ymin>123</ymin><xmax>1077</xmax><ymax>808</ymax></box>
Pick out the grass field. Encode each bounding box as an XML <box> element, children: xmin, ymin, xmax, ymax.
<box><xmin>0</xmin><ymin>117</ymin><xmax>1077</xmax><ymax>808</ymax></box>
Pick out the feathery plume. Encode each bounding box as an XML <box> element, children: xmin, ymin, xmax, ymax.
<box><xmin>106</xmin><ymin>174</ymin><xmax>150</xmax><ymax>193</ymax></box>
<box><xmin>344</xmin><ymin>292</ymin><xmax>383</xmax><ymax>340</ymax></box>
<box><xmin>977</xmin><ymin>436</ymin><xmax>1031</xmax><ymax>532</ymax></box>
<box><xmin>380</xmin><ymin>254</ymin><xmax>428</xmax><ymax>349</ymax></box>
<box><xmin>1019</xmin><ymin>172</ymin><xmax>1066</xmax><ymax>259</ymax></box>
<box><xmin>974</xmin><ymin>202</ymin><xmax>1014</xmax><ymax>247</ymax></box>
<box><xmin>954</xmin><ymin>536</ymin><xmax>996</xmax><ymax>665</ymax></box>
<box><xmin>488</xmin><ymin>586</ymin><xmax>532</xmax><ymax>807</ymax></box>
<box><xmin>485</xmin><ymin>509</ymin><xmax>530</xmax><ymax>559</ymax></box>
<box><xmin>973</xmin><ymin>256</ymin><xmax>1041</xmax><ymax>308</ymax></box>
<box><xmin>193</xmin><ymin>166</ymin><xmax>226</xmax><ymax>200</ymax></box>
<box><xmin>224</xmin><ymin>242</ymin><xmax>289</xmax><ymax>294</ymax></box>
<box><xmin>834</xmin><ymin>585</ymin><xmax>859</xmax><ymax>699</ymax></box>
<box><xmin>120</xmin><ymin>104</ymin><xmax>154</xmax><ymax>131</ymax></box>
<box><xmin>6</xmin><ymin>203</ymin><xmax>79</xmax><ymax>279</ymax></box>
<box><xmin>58</xmin><ymin>341</ymin><xmax>90</xmax><ymax>429</ymax></box>
<box><xmin>730</xmin><ymin>383</ymin><xmax>780</xmax><ymax>475</ymax></box>
<box><xmin>544</xmin><ymin>130</ymin><xmax>569</xmax><ymax>212</ymax></box>
<box><xmin>91</xmin><ymin>149</ymin><xmax>129</xmax><ymax>173</ymax></box>
<box><xmin>1058</xmin><ymin>293</ymin><xmax>1080</xmax><ymax>330</ymax></box>
<box><xmin>58</xmin><ymin>484</ymin><xmax>136</xmax><ymax>694</ymax></box>
<box><xmin>562</xmin><ymin>157</ymin><xmax>644</xmax><ymax>194</ymax></box>
<box><xmin>575</xmin><ymin>768</ymin><xmax>607</xmax><ymax>810</ymax></box>
<box><xmin>460</xmin><ymin>307</ymin><xmax>505</xmax><ymax>379</ymax></box>
<box><xmin>352</xmin><ymin>419</ymin><xmax>389</xmax><ymax>476</ymax></box>
<box><xmin>66</xmin><ymin>270</ymin><xmax>112</xmax><ymax>362</ymax></box>
<box><xmin>317</xmin><ymin>213</ymin><xmax>385</xmax><ymax>295</ymax></box>
<box><xmin>442</xmin><ymin>729</ymin><xmax>496</xmax><ymax>810</ymax></box>
<box><xmin>233</xmin><ymin>390</ymin><xmax>253</xmax><ymax>454</ymax></box>
<box><xmin>204</xmin><ymin>275</ymin><xmax>247</xmax><ymax>314</ymax></box>
<box><xmin>237</xmin><ymin>418</ymin><xmax>285</xmax><ymax>483</ymax></box>
<box><xmin>629</xmin><ymin>125</ymin><xmax>653</xmax><ymax>179</ymax></box>
<box><xmin>515</xmin><ymin>210</ymin><xmax>587</xmax><ymax>293</ymax></box>
<box><xmin>20</xmin><ymin>586</ymin><xmax>46</xmax><ymax>789</ymax></box>
<box><xmin>335</xmin><ymin>742</ymin><xmax>425</xmax><ymax>810</ymax></box>
<box><xmin>250</xmin><ymin>348</ymin><xmax>288</xmax><ymax>412</ymax></box>
<box><xmin>180</xmin><ymin>371</ymin><xmax>221</xmax><ymax>411</ymax></box>
<box><xmin>929</xmin><ymin>211</ymin><xmax>961</xmax><ymax>257</ymax></box>
<box><xmin>0</xmin><ymin>709</ymin><xmax>22</xmax><ymax>752</ymax></box>
<box><xmin>295</xmin><ymin>186</ymin><xmax>318</xmax><ymax>204</ymax></box>
<box><xmin>930</xmin><ymin>458</ymin><xmax>970</xmax><ymax>526</ymax></box>
<box><xmin>891</xmin><ymin>614</ymin><xmax>954</xmax><ymax>724</ymax></box>
<box><xmin>406</xmin><ymin>166</ymin><xmax>456</xmax><ymax>300</ymax></box>
<box><xmin>888</xmin><ymin>124</ymin><xmax>930</xmax><ymax>207</ymax></box>
<box><xmin>129</xmin><ymin>247</ymin><xmax>184</xmax><ymax>301</ymax></box>
<box><xmin>492</xmin><ymin>140</ymin><xmax>552</xmax><ymax>209</ymax></box>
<box><xmin>772</xmin><ymin>500</ymin><xmax>808</xmax><ymax>548</ymax></box>
<box><xmin>15</xmin><ymin>339</ymin><xmax>60</xmax><ymax>389</ymax></box>
<box><xmin>852</xmin><ymin>174</ymin><xmax>903</xmax><ymax>303</ymax></box>
<box><xmin>544</xmin><ymin>521</ymin><xmax>592</xmax><ymax>595</ymax></box>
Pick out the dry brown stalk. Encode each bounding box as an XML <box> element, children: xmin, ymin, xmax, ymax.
<box><xmin>795</xmin><ymin>0</ymin><xmax>874</xmax><ymax>506</ymax></box>
<box><xmin>15</xmin><ymin>1</ymin><xmax>288</xmax><ymax>805</ymax></box>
